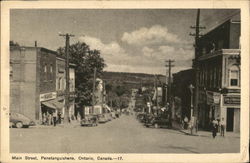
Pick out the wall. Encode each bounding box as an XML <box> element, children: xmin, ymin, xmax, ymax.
<box><xmin>229</xmin><ymin>22</ymin><xmax>240</xmax><ymax>49</ymax></box>
<box><xmin>39</xmin><ymin>48</ymin><xmax>57</xmax><ymax>94</ymax></box>
<box><xmin>10</xmin><ymin>47</ymin><xmax>37</xmax><ymax>120</ymax></box>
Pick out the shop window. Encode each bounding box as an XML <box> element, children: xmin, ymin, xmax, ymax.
<box><xmin>229</xmin><ymin>65</ymin><xmax>240</xmax><ymax>87</ymax></box>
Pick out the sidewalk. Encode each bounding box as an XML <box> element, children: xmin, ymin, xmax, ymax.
<box><xmin>172</xmin><ymin>120</ymin><xmax>240</xmax><ymax>138</ymax></box>
<box><xmin>32</xmin><ymin>120</ymin><xmax>81</xmax><ymax>129</ymax></box>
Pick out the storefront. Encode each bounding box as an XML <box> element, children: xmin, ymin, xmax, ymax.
<box><xmin>39</xmin><ymin>92</ymin><xmax>64</xmax><ymax>124</ymax></box>
<box><xmin>198</xmin><ymin>90</ymin><xmax>220</xmax><ymax>129</ymax></box>
<box><xmin>221</xmin><ymin>94</ymin><xmax>240</xmax><ymax>132</ymax></box>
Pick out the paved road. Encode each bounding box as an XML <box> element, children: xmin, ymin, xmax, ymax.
<box><xmin>10</xmin><ymin>114</ymin><xmax>239</xmax><ymax>153</ymax></box>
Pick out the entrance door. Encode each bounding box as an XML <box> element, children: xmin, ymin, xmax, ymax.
<box><xmin>227</xmin><ymin>108</ymin><xmax>234</xmax><ymax>131</ymax></box>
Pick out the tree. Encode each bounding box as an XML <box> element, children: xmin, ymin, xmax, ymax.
<box><xmin>57</xmin><ymin>42</ymin><xmax>106</xmax><ymax>111</ymax></box>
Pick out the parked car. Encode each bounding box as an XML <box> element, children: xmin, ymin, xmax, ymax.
<box><xmin>9</xmin><ymin>112</ymin><xmax>35</xmax><ymax>128</ymax></box>
<box><xmin>105</xmin><ymin>113</ymin><xmax>112</xmax><ymax>121</ymax></box>
<box><xmin>136</xmin><ymin>112</ymin><xmax>145</xmax><ymax>120</ymax></box>
<box><xmin>80</xmin><ymin>115</ymin><xmax>98</xmax><ymax>127</ymax></box>
<box><xmin>111</xmin><ymin>112</ymin><xmax>116</xmax><ymax>119</ymax></box>
<box><xmin>98</xmin><ymin>114</ymin><xmax>108</xmax><ymax>123</ymax></box>
<box><xmin>145</xmin><ymin>116</ymin><xmax>170</xmax><ymax>128</ymax></box>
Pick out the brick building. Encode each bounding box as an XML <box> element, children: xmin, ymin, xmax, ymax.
<box><xmin>196</xmin><ymin>17</ymin><xmax>241</xmax><ymax>132</ymax></box>
<box><xmin>10</xmin><ymin>46</ymin><xmax>76</xmax><ymax>123</ymax></box>
<box><xmin>10</xmin><ymin>46</ymin><xmax>57</xmax><ymax>122</ymax></box>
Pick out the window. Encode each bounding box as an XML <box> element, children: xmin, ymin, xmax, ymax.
<box><xmin>50</xmin><ymin>64</ymin><xmax>53</xmax><ymax>73</ymax></box>
<box><xmin>58</xmin><ymin>77</ymin><xmax>62</xmax><ymax>90</ymax></box>
<box><xmin>44</xmin><ymin>64</ymin><xmax>47</xmax><ymax>73</ymax></box>
<box><xmin>58</xmin><ymin>77</ymin><xmax>61</xmax><ymax>90</ymax></box>
<box><xmin>50</xmin><ymin>64</ymin><xmax>53</xmax><ymax>81</ymax></box>
<box><xmin>229</xmin><ymin>65</ymin><xmax>240</xmax><ymax>87</ymax></box>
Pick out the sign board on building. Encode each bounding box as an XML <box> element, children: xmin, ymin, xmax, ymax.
<box><xmin>206</xmin><ymin>91</ymin><xmax>220</xmax><ymax>105</ymax></box>
<box><xmin>224</xmin><ymin>96</ymin><xmax>240</xmax><ymax>105</ymax></box>
<box><xmin>40</xmin><ymin>92</ymin><xmax>57</xmax><ymax>102</ymax></box>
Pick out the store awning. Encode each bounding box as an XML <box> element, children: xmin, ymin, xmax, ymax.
<box><xmin>42</xmin><ymin>101</ymin><xmax>56</xmax><ymax>110</ymax></box>
<box><xmin>52</xmin><ymin>100</ymin><xmax>64</xmax><ymax>109</ymax></box>
<box><xmin>42</xmin><ymin>100</ymin><xmax>64</xmax><ymax>110</ymax></box>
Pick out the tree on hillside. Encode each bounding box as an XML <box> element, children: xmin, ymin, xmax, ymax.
<box><xmin>57</xmin><ymin>42</ymin><xmax>106</xmax><ymax>111</ymax></box>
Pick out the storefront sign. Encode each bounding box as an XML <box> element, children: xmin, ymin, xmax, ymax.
<box><xmin>206</xmin><ymin>91</ymin><xmax>220</xmax><ymax>105</ymax></box>
<box><xmin>40</xmin><ymin>92</ymin><xmax>57</xmax><ymax>102</ymax></box>
<box><xmin>224</xmin><ymin>96</ymin><xmax>240</xmax><ymax>105</ymax></box>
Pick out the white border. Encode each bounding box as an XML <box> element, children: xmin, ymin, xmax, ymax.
<box><xmin>1</xmin><ymin>1</ymin><xmax>249</xmax><ymax>162</ymax></box>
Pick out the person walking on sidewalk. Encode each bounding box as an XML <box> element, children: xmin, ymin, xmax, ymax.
<box><xmin>53</xmin><ymin>111</ymin><xmax>57</xmax><ymax>127</ymax></box>
<box><xmin>212</xmin><ymin>118</ymin><xmax>218</xmax><ymax>139</ymax></box>
<box><xmin>220</xmin><ymin>117</ymin><xmax>226</xmax><ymax>137</ymax></box>
<box><xmin>184</xmin><ymin>116</ymin><xmax>188</xmax><ymax>129</ymax></box>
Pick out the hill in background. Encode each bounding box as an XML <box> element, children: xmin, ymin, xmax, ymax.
<box><xmin>101</xmin><ymin>71</ymin><xmax>166</xmax><ymax>90</ymax></box>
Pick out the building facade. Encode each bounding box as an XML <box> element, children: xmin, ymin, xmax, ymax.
<box><xmin>172</xmin><ymin>69</ymin><xmax>195</xmax><ymax>119</ymax></box>
<box><xmin>196</xmin><ymin>18</ymin><xmax>241</xmax><ymax>132</ymax></box>
<box><xmin>10</xmin><ymin>46</ymin><xmax>57</xmax><ymax>122</ymax></box>
<box><xmin>10</xmin><ymin>46</ymin><xmax>76</xmax><ymax>123</ymax></box>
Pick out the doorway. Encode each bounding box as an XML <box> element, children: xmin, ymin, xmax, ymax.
<box><xmin>227</xmin><ymin>108</ymin><xmax>234</xmax><ymax>131</ymax></box>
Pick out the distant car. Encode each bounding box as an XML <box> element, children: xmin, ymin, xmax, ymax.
<box><xmin>145</xmin><ymin>116</ymin><xmax>170</xmax><ymax>128</ymax></box>
<box><xmin>98</xmin><ymin>114</ymin><xmax>108</xmax><ymax>123</ymax></box>
<box><xmin>9</xmin><ymin>112</ymin><xmax>35</xmax><ymax>128</ymax></box>
<box><xmin>105</xmin><ymin>113</ymin><xmax>112</xmax><ymax>121</ymax></box>
<box><xmin>136</xmin><ymin>113</ymin><xmax>145</xmax><ymax>121</ymax></box>
<box><xmin>111</xmin><ymin>112</ymin><xmax>116</xmax><ymax>119</ymax></box>
<box><xmin>81</xmin><ymin>115</ymin><xmax>98</xmax><ymax>127</ymax></box>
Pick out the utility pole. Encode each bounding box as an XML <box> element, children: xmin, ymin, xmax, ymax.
<box><xmin>165</xmin><ymin>60</ymin><xmax>174</xmax><ymax>127</ymax></box>
<box><xmin>165</xmin><ymin>60</ymin><xmax>175</xmax><ymax>105</ymax></box>
<box><xmin>189</xmin><ymin>9</ymin><xmax>205</xmax><ymax>121</ymax></box>
<box><xmin>156</xmin><ymin>75</ymin><xmax>159</xmax><ymax>114</ymax></box>
<box><xmin>59</xmin><ymin>33</ymin><xmax>74</xmax><ymax>124</ymax></box>
<box><xmin>92</xmin><ymin>67</ymin><xmax>97</xmax><ymax>112</ymax></box>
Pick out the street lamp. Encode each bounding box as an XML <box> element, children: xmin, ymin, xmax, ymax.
<box><xmin>189</xmin><ymin>84</ymin><xmax>195</xmax><ymax>119</ymax></box>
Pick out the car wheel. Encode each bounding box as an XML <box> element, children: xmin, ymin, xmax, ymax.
<box><xmin>16</xmin><ymin>122</ymin><xmax>23</xmax><ymax>128</ymax></box>
<box><xmin>9</xmin><ymin>122</ymin><xmax>14</xmax><ymax>128</ymax></box>
<box><xmin>154</xmin><ymin>123</ymin><xmax>158</xmax><ymax>128</ymax></box>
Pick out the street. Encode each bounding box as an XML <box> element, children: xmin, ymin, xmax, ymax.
<box><xmin>10</xmin><ymin>114</ymin><xmax>239</xmax><ymax>153</ymax></box>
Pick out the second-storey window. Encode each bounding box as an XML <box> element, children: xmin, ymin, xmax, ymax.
<box><xmin>229</xmin><ymin>65</ymin><xmax>240</xmax><ymax>87</ymax></box>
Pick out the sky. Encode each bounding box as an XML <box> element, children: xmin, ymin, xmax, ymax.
<box><xmin>10</xmin><ymin>9</ymin><xmax>240</xmax><ymax>75</ymax></box>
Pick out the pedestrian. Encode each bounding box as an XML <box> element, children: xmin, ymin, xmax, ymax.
<box><xmin>57</xmin><ymin>111</ymin><xmax>61</xmax><ymax>124</ymax></box>
<box><xmin>184</xmin><ymin>116</ymin><xmax>188</xmax><ymax>129</ymax></box>
<box><xmin>220</xmin><ymin>117</ymin><xmax>226</xmax><ymax>137</ymax></box>
<box><xmin>42</xmin><ymin>113</ymin><xmax>46</xmax><ymax>125</ymax></box>
<box><xmin>53</xmin><ymin>111</ymin><xmax>57</xmax><ymax>127</ymax></box>
<box><xmin>47</xmin><ymin>112</ymin><xmax>51</xmax><ymax>126</ymax></box>
<box><xmin>212</xmin><ymin>118</ymin><xmax>218</xmax><ymax>139</ymax></box>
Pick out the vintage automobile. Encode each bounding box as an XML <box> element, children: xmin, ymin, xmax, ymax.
<box><xmin>80</xmin><ymin>115</ymin><xmax>98</xmax><ymax>127</ymax></box>
<box><xmin>98</xmin><ymin>114</ymin><xmax>108</xmax><ymax>123</ymax></box>
<box><xmin>111</xmin><ymin>111</ymin><xmax>116</xmax><ymax>119</ymax></box>
<box><xmin>145</xmin><ymin>116</ymin><xmax>170</xmax><ymax>128</ymax></box>
<box><xmin>9</xmin><ymin>112</ymin><xmax>36</xmax><ymax>128</ymax></box>
<box><xmin>136</xmin><ymin>112</ymin><xmax>145</xmax><ymax>122</ymax></box>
